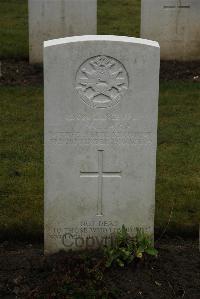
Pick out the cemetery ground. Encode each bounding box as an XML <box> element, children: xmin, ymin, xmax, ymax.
<box><xmin>0</xmin><ymin>238</ymin><xmax>199</xmax><ymax>299</ymax></box>
<box><xmin>0</xmin><ymin>0</ymin><xmax>200</xmax><ymax>298</ymax></box>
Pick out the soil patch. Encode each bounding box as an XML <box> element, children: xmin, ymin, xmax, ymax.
<box><xmin>0</xmin><ymin>60</ymin><xmax>43</xmax><ymax>86</ymax></box>
<box><xmin>0</xmin><ymin>238</ymin><xmax>199</xmax><ymax>298</ymax></box>
<box><xmin>0</xmin><ymin>60</ymin><xmax>200</xmax><ymax>86</ymax></box>
<box><xmin>160</xmin><ymin>61</ymin><xmax>200</xmax><ymax>82</ymax></box>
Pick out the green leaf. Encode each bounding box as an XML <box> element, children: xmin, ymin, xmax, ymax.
<box><xmin>145</xmin><ymin>248</ymin><xmax>158</xmax><ymax>256</ymax></box>
<box><xmin>117</xmin><ymin>259</ymin><xmax>124</xmax><ymax>267</ymax></box>
<box><xmin>137</xmin><ymin>245</ymin><xmax>145</xmax><ymax>252</ymax></box>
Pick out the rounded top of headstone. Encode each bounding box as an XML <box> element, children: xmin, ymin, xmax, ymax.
<box><xmin>44</xmin><ymin>35</ymin><xmax>160</xmax><ymax>49</ymax></box>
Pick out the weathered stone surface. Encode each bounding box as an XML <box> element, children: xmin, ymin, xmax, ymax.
<box><xmin>28</xmin><ymin>0</ymin><xmax>97</xmax><ymax>63</ymax></box>
<box><xmin>141</xmin><ymin>0</ymin><xmax>200</xmax><ymax>61</ymax></box>
<box><xmin>44</xmin><ymin>35</ymin><xmax>160</xmax><ymax>253</ymax></box>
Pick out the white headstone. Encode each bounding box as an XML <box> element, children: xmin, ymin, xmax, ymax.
<box><xmin>44</xmin><ymin>35</ymin><xmax>160</xmax><ymax>254</ymax></box>
<box><xmin>141</xmin><ymin>0</ymin><xmax>200</xmax><ymax>61</ymax></box>
<box><xmin>28</xmin><ymin>0</ymin><xmax>97</xmax><ymax>64</ymax></box>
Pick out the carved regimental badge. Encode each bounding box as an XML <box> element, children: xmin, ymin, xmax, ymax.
<box><xmin>75</xmin><ymin>55</ymin><xmax>129</xmax><ymax>108</ymax></box>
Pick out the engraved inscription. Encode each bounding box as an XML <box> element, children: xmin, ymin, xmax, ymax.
<box><xmin>49</xmin><ymin>131</ymin><xmax>153</xmax><ymax>145</ymax></box>
<box><xmin>75</xmin><ymin>55</ymin><xmax>128</xmax><ymax>109</ymax></box>
<box><xmin>47</xmin><ymin>223</ymin><xmax>151</xmax><ymax>249</ymax></box>
<box><xmin>80</xmin><ymin>150</ymin><xmax>121</xmax><ymax>216</ymax></box>
<box><xmin>163</xmin><ymin>5</ymin><xmax>190</xmax><ymax>8</ymax></box>
<box><xmin>163</xmin><ymin>1</ymin><xmax>190</xmax><ymax>9</ymax></box>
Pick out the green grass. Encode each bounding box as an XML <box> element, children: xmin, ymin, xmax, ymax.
<box><xmin>0</xmin><ymin>83</ymin><xmax>199</xmax><ymax>239</ymax></box>
<box><xmin>0</xmin><ymin>0</ymin><xmax>28</xmax><ymax>59</ymax></box>
<box><xmin>98</xmin><ymin>0</ymin><xmax>141</xmax><ymax>37</ymax></box>
<box><xmin>156</xmin><ymin>82</ymin><xmax>200</xmax><ymax>236</ymax></box>
<box><xmin>0</xmin><ymin>87</ymin><xmax>43</xmax><ymax>239</ymax></box>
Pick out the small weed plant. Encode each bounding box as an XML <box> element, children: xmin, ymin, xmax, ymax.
<box><xmin>104</xmin><ymin>225</ymin><xmax>158</xmax><ymax>268</ymax></box>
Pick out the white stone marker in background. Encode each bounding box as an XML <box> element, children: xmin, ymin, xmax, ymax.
<box><xmin>141</xmin><ymin>0</ymin><xmax>200</xmax><ymax>61</ymax></box>
<box><xmin>44</xmin><ymin>35</ymin><xmax>160</xmax><ymax>253</ymax></box>
<box><xmin>28</xmin><ymin>0</ymin><xmax>97</xmax><ymax>64</ymax></box>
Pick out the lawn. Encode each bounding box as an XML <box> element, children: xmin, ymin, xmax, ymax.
<box><xmin>0</xmin><ymin>87</ymin><xmax>43</xmax><ymax>239</ymax></box>
<box><xmin>0</xmin><ymin>83</ymin><xmax>199</xmax><ymax>240</ymax></box>
<box><xmin>98</xmin><ymin>0</ymin><xmax>141</xmax><ymax>37</ymax></box>
<box><xmin>0</xmin><ymin>0</ymin><xmax>28</xmax><ymax>59</ymax></box>
<box><xmin>156</xmin><ymin>82</ymin><xmax>200</xmax><ymax>236</ymax></box>
<box><xmin>0</xmin><ymin>0</ymin><xmax>199</xmax><ymax>240</ymax></box>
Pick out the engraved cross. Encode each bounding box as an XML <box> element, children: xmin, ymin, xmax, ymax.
<box><xmin>80</xmin><ymin>150</ymin><xmax>121</xmax><ymax>216</ymax></box>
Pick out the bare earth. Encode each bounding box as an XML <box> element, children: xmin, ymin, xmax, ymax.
<box><xmin>0</xmin><ymin>238</ymin><xmax>199</xmax><ymax>299</ymax></box>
